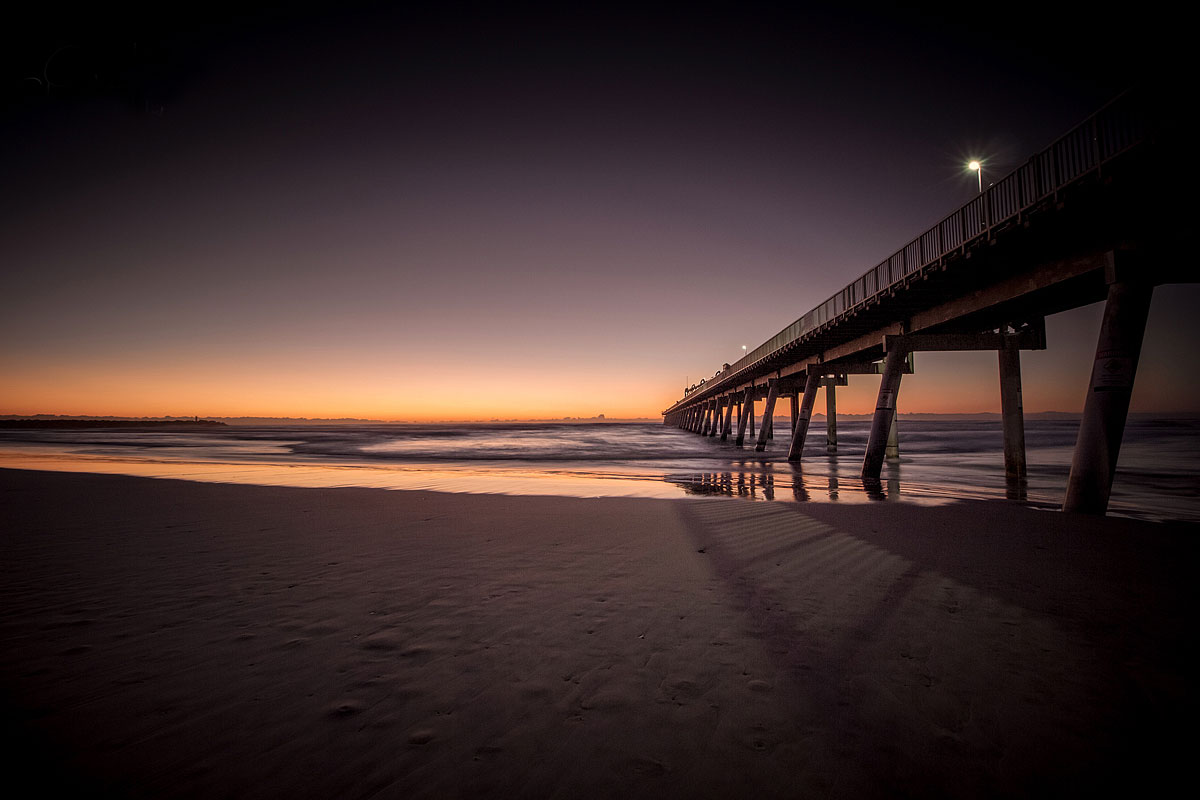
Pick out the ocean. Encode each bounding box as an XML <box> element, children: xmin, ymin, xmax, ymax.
<box><xmin>1</xmin><ymin>418</ymin><xmax>1197</xmax><ymax>522</ymax></box>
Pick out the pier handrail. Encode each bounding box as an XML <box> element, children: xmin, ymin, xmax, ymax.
<box><xmin>670</xmin><ymin>89</ymin><xmax>1150</xmax><ymax>409</ymax></box>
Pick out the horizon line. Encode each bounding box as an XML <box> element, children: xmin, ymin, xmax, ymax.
<box><xmin>5</xmin><ymin>411</ymin><xmax>1200</xmax><ymax>424</ymax></box>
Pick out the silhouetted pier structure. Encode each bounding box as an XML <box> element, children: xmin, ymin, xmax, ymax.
<box><xmin>663</xmin><ymin>89</ymin><xmax>1185</xmax><ymax>514</ymax></box>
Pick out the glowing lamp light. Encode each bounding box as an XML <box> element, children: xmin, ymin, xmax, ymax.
<box><xmin>968</xmin><ymin>160</ymin><xmax>982</xmax><ymax>193</ymax></box>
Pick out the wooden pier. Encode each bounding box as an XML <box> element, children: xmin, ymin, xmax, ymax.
<box><xmin>663</xmin><ymin>89</ymin><xmax>1186</xmax><ymax>514</ymax></box>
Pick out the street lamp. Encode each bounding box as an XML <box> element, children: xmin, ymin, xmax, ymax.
<box><xmin>968</xmin><ymin>160</ymin><xmax>982</xmax><ymax>193</ymax></box>
<box><xmin>741</xmin><ymin>345</ymin><xmax>747</xmax><ymax>360</ymax></box>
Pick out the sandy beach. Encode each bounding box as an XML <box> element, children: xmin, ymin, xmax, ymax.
<box><xmin>1</xmin><ymin>468</ymin><xmax>1195</xmax><ymax>798</ymax></box>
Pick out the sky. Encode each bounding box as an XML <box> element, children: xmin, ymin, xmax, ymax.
<box><xmin>2</xmin><ymin>2</ymin><xmax>1194</xmax><ymax>420</ymax></box>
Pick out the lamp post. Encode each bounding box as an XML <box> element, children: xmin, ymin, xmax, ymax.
<box><xmin>741</xmin><ymin>345</ymin><xmax>747</xmax><ymax>361</ymax></box>
<box><xmin>968</xmin><ymin>160</ymin><xmax>982</xmax><ymax>193</ymax></box>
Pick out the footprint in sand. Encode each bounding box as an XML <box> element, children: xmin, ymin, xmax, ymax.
<box><xmin>359</xmin><ymin>634</ymin><xmax>402</xmax><ymax>652</ymax></box>
<box><xmin>408</xmin><ymin>729</ymin><xmax>435</xmax><ymax>745</ymax></box>
<box><xmin>326</xmin><ymin>700</ymin><xmax>364</xmax><ymax>718</ymax></box>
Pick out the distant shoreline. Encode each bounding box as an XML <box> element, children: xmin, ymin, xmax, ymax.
<box><xmin>0</xmin><ymin>419</ymin><xmax>227</xmax><ymax>430</ymax></box>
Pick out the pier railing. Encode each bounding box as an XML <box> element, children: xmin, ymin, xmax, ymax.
<box><xmin>681</xmin><ymin>89</ymin><xmax>1149</xmax><ymax>401</ymax></box>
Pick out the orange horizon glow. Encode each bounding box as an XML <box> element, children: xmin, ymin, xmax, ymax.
<box><xmin>4</xmin><ymin>267</ymin><xmax>1195</xmax><ymax>424</ymax></box>
<box><xmin>3</xmin><ymin>345</ymin><xmax>1194</xmax><ymax>421</ymax></box>
<box><xmin>9</xmin><ymin>296</ymin><xmax>1198</xmax><ymax>421</ymax></box>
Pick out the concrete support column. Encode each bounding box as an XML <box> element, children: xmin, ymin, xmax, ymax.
<box><xmin>885</xmin><ymin>409</ymin><xmax>899</xmax><ymax>459</ymax></box>
<box><xmin>787</xmin><ymin>371</ymin><xmax>822</xmax><ymax>462</ymax></box>
<box><xmin>708</xmin><ymin>398</ymin><xmax>720</xmax><ymax>437</ymax></box>
<box><xmin>747</xmin><ymin>391</ymin><xmax>756</xmax><ymax>438</ymax></box>
<box><xmin>862</xmin><ymin>347</ymin><xmax>908</xmax><ymax>479</ymax></box>
<box><xmin>790</xmin><ymin>392</ymin><xmax>799</xmax><ymax>434</ymax></box>
<box><xmin>735</xmin><ymin>388</ymin><xmax>754</xmax><ymax>447</ymax></box>
<box><xmin>720</xmin><ymin>397</ymin><xmax>734</xmax><ymax>440</ymax></box>
<box><xmin>999</xmin><ymin>336</ymin><xmax>1027</xmax><ymax>478</ymax></box>
<box><xmin>702</xmin><ymin>400</ymin><xmax>713</xmax><ymax>436</ymax></box>
<box><xmin>754</xmin><ymin>379</ymin><xmax>780</xmax><ymax>452</ymax></box>
<box><xmin>825</xmin><ymin>380</ymin><xmax>838</xmax><ymax>454</ymax></box>
<box><xmin>1064</xmin><ymin>280</ymin><xmax>1154</xmax><ymax>514</ymax></box>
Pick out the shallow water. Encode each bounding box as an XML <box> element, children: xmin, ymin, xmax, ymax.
<box><xmin>1</xmin><ymin>419</ymin><xmax>1196</xmax><ymax>522</ymax></box>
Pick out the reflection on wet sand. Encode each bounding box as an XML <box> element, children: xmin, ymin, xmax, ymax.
<box><xmin>0</xmin><ymin>448</ymin><xmax>1000</xmax><ymax>510</ymax></box>
<box><xmin>670</xmin><ymin>463</ymin><xmax>908</xmax><ymax>504</ymax></box>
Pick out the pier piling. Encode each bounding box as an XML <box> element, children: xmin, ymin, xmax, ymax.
<box><xmin>735</xmin><ymin>388</ymin><xmax>753</xmax><ymax>447</ymax></box>
<box><xmin>885</xmin><ymin>408</ymin><xmax>900</xmax><ymax>460</ymax></box>
<box><xmin>754</xmin><ymin>379</ymin><xmax>780</xmax><ymax>452</ymax></box>
<box><xmin>863</xmin><ymin>346</ymin><xmax>908</xmax><ymax>479</ymax></box>
<box><xmin>1064</xmin><ymin>275</ymin><xmax>1153</xmax><ymax>513</ymax></box>
<box><xmin>825</xmin><ymin>378</ymin><xmax>838</xmax><ymax>453</ymax></box>
<box><xmin>999</xmin><ymin>334</ymin><xmax>1027</xmax><ymax>478</ymax></box>
<box><xmin>787</xmin><ymin>371</ymin><xmax>822</xmax><ymax>461</ymax></box>
<box><xmin>747</xmin><ymin>390</ymin><xmax>755</xmax><ymax>439</ymax></box>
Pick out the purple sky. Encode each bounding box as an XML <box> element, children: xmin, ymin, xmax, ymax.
<box><xmin>2</xmin><ymin>3</ymin><xmax>1193</xmax><ymax>419</ymax></box>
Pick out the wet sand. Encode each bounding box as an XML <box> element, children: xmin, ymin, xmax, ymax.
<box><xmin>1</xmin><ymin>468</ymin><xmax>1195</xmax><ymax>798</ymax></box>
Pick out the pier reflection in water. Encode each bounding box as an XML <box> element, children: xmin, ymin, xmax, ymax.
<box><xmin>666</xmin><ymin>457</ymin><xmax>1028</xmax><ymax>507</ymax></box>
